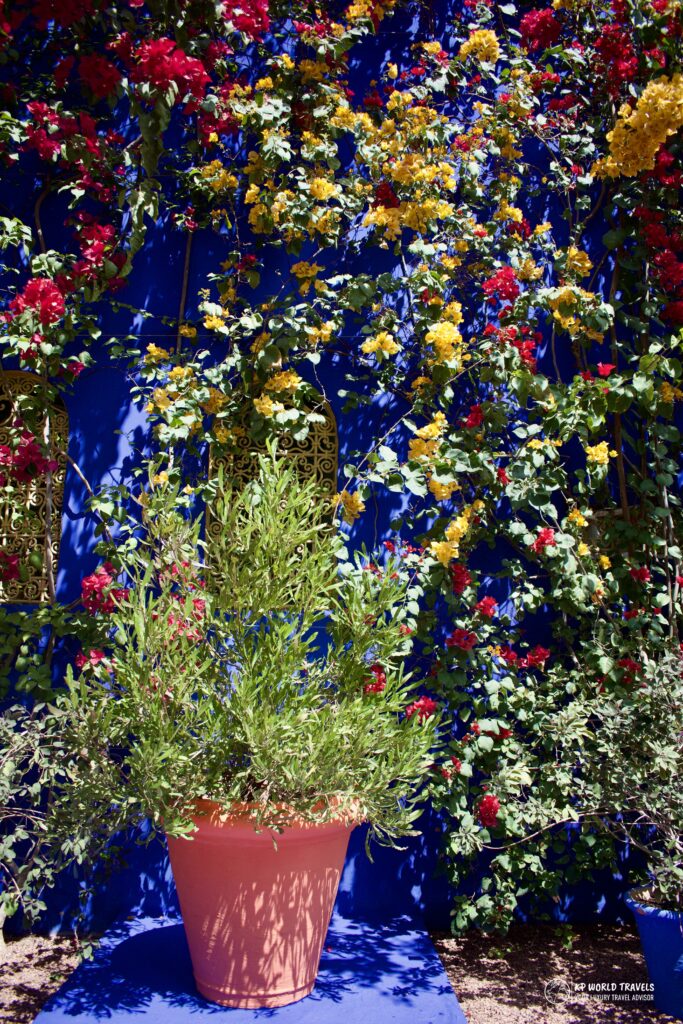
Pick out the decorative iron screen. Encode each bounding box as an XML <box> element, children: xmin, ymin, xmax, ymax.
<box><xmin>0</xmin><ymin>372</ymin><xmax>68</xmax><ymax>604</ymax></box>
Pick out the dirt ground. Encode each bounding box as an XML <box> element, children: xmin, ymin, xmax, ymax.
<box><xmin>0</xmin><ymin>922</ymin><xmax>680</xmax><ymax>1023</ymax></box>
<box><xmin>0</xmin><ymin>934</ymin><xmax>79</xmax><ymax>1024</ymax></box>
<box><xmin>433</xmin><ymin>921</ymin><xmax>680</xmax><ymax>1024</ymax></box>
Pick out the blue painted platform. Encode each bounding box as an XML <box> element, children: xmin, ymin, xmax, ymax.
<box><xmin>34</xmin><ymin>913</ymin><xmax>466</xmax><ymax>1023</ymax></box>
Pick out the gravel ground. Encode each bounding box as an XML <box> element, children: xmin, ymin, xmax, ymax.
<box><xmin>0</xmin><ymin>935</ymin><xmax>80</xmax><ymax>1024</ymax></box>
<box><xmin>0</xmin><ymin>923</ymin><xmax>680</xmax><ymax>1023</ymax></box>
<box><xmin>433</xmin><ymin>922</ymin><xmax>680</xmax><ymax>1024</ymax></box>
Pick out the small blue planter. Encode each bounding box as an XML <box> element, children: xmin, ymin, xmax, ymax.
<box><xmin>625</xmin><ymin>888</ymin><xmax>683</xmax><ymax>1020</ymax></box>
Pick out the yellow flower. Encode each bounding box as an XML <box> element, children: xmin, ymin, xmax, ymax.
<box><xmin>201</xmin><ymin>388</ymin><xmax>227</xmax><ymax>415</ymax></box>
<box><xmin>416</xmin><ymin>412</ymin><xmax>447</xmax><ymax>440</ymax></box>
<box><xmin>518</xmin><ymin>258</ymin><xmax>543</xmax><ymax>282</ymax></box>
<box><xmin>145</xmin><ymin>343</ymin><xmax>170</xmax><ymax>364</ymax></box>
<box><xmin>338</xmin><ymin>490</ymin><xmax>365</xmax><ymax>523</ymax></box>
<box><xmin>291</xmin><ymin>261</ymin><xmax>322</xmax><ymax>295</ymax></box>
<box><xmin>429</xmin><ymin>477</ymin><xmax>459</xmax><ymax>501</ymax></box>
<box><xmin>168</xmin><ymin>365</ymin><xmax>194</xmax><ymax>383</ymax></box>
<box><xmin>424</xmin><ymin>320</ymin><xmax>464</xmax><ymax>364</ymax></box>
<box><xmin>361</xmin><ymin>331</ymin><xmax>400</xmax><ymax>357</ymax></box>
<box><xmin>458</xmin><ymin>29</ymin><xmax>500</xmax><ymax>64</ymax></box>
<box><xmin>179</xmin><ymin>324</ymin><xmax>197</xmax><ymax>338</ymax></box>
<box><xmin>253</xmin><ymin>395</ymin><xmax>284</xmax><ymax>416</ymax></box>
<box><xmin>567</xmin><ymin>508</ymin><xmax>588</xmax><ymax>528</ymax></box>
<box><xmin>387</xmin><ymin>62</ymin><xmax>398</xmax><ymax>79</ymax></box>
<box><xmin>264</xmin><ymin>370</ymin><xmax>302</xmax><ymax>393</ymax></box>
<box><xmin>577</xmin><ymin>542</ymin><xmax>590</xmax><ymax>557</ymax></box>
<box><xmin>443</xmin><ymin>301</ymin><xmax>463</xmax><ymax>325</ymax></box>
<box><xmin>429</xmin><ymin>505</ymin><xmax>475</xmax><ymax>564</ymax></box>
<box><xmin>152</xmin><ymin>471</ymin><xmax>169</xmax><ymax>487</ymax></box>
<box><xmin>596</xmin><ymin>75</ymin><xmax>683</xmax><ymax>178</ymax></box>
<box><xmin>213</xmin><ymin>423</ymin><xmax>231</xmax><ymax>444</ymax></box>
<box><xmin>254</xmin><ymin>76</ymin><xmax>274</xmax><ymax>90</ymax></box>
<box><xmin>204</xmin><ymin>315</ymin><xmax>226</xmax><ymax>331</ymax></box>
<box><xmin>565</xmin><ymin>246</ymin><xmax>593</xmax><ymax>278</ymax></box>
<box><xmin>309</xmin><ymin>177</ymin><xmax>339</xmax><ymax>201</ymax></box>
<box><xmin>308</xmin><ymin>320</ymin><xmax>335</xmax><ymax>345</ymax></box>
<box><xmin>661</xmin><ymin>382</ymin><xmax>683</xmax><ymax>403</ymax></box>
<box><xmin>585</xmin><ymin>441</ymin><xmax>617</xmax><ymax>465</ymax></box>
<box><xmin>411</xmin><ymin>375</ymin><xmax>431</xmax><ymax>392</ymax></box>
<box><xmin>149</xmin><ymin>388</ymin><xmax>172</xmax><ymax>412</ymax></box>
<box><xmin>599</xmin><ymin>555</ymin><xmax>612</xmax><ymax>570</ymax></box>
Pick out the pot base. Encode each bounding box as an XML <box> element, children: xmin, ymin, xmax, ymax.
<box><xmin>196</xmin><ymin>977</ymin><xmax>315</xmax><ymax>1009</ymax></box>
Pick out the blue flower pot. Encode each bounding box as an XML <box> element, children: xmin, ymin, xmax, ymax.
<box><xmin>625</xmin><ymin>888</ymin><xmax>683</xmax><ymax>1020</ymax></box>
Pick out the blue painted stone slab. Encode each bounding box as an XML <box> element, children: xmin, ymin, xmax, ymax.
<box><xmin>34</xmin><ymin>913</ymin><xmax>465</xmax><ymax>1023</ymax></box>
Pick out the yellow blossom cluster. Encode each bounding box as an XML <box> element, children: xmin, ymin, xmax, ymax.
<box><xmin>567</xmin><ymin>508</ymin><xmax>588</xmax><ymax>528</ymax></box>
<box><xmin>145</xmin><ymin>343</ymin><xmax>170</xmax><ymax>364</ymax></box>
<box><xmin>429</xmin><ymin>502</ymin><xmax>481</xmax><ymax>565</ymax></box>
<box><xmin>338</xmin><ymin>489</ymin><xmax>365</xmax><ymax>523</ymax></box>
<box><xmin>309</xmin><ymin>177</ymin><xmax>340</xmax><ymax>201</ymax></box>
<box><xmin>564</xmin><ymin>246</ymin><xmax>593</xmax><ymax>278</ymax></box>
<box><xmin>253</xmin><ymin>395</ymin><xmax>285</xmax><ymax>417</ymax></box>
<box><xmin>424</xmin><ymin>318</ymin><xmax>464</xmax><ymax>364</ymax></box>
<box><xmin>661</xmin><ymin>382</ymin><xmax>683</xmax><ymax>403</ymax></box>
<box><xmin>361</xmin><ymin>331</ymin><xmax>400</xmax><ymax>357</ymax></box>
<box><xmin>201</xmin><ymin>388</ymin><xmax>227</xmax><ymax>415</ymax></box>
<box><xmin>291</xmin><ymin>261</ymin><xmax>322</xmax><ymax>294</ymax></box>
<box><xmin>458</xmin><ymin>29</ymin><xmax>500</xmax><ymax>64</ymax></box>
<box><xmin>204</xmin><ymin>314</ymin><xmax>226</xmax><ymax>331</ymax></box>
<box><xmin>307</xmin><ymin>321</ymin><xmax>335</xmax><ymax>345</ymax></box>
<box><xmin>528</xmin><ymin>438</ymin><xmax>562</xmax><ymax>450</ymax></box>
<box><xmin>408</xmin><ymin>412</ymin><xmax>447</xmax><ymax>460</ymax></box>
<box><xmin>264</xmin><ymin>370</ymin><xmax>302</xmax><ymax>393</ymax></box>
<box><xmin>199</xmin><ymin>161</ymin><xmax>238</xmax><ymax>192</ymax></box>
<box><xmin>585</xmin><ymin>441</ymin><xmax>617</xmax><ymax>465</ymax></box>
<box><xmin>363</xmin><ymin>199</ymin><xmax>454</xmax><ymax>241</ymax></box>
<box><xmin>596</xmin><ymin>75</ymin><xmax>683</xmax><ymax>178</ymax></box>
<box><xmin>179</xmin><ymin>324</ymin><xmax>197</xmax><ymax>338</ymax></box>
<box><xmin>428</xmin><ymin>477</ymin><xmax>459</xmax><ymax>501</ymax></box>
<box><xmin>518</xmin><ymin>258</ymin><xmax>543</xmax><ymax>281</ymax></box>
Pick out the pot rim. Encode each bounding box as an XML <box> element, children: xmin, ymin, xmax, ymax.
<box><xmin>625</xmin><ymin>885</ymin><xmax>683</xmax><ymax>920</ymax></box>
<box><xmin>179</xmin><ymin>795</ymin><xmax>363</xmax><ymax>833</ymax></box>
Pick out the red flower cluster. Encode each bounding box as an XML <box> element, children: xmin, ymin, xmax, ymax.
<box><xmin>364</xmin><ymin>663</ymin><xmax>387</xmax><ymax>694</ymax></box>
<box><xmin>0</xmin><ymin>551</ymin><xmax>20</xmax><ymax>583</ymax></box>
<box><xmin>79</xmin><ymin>54</ymin><xmax>122</xmax><ymax>99</ymax></box>
<box><xmin>0</xmin><ymin>430</ymin><xmax>58</xmax><ymax>485</ymax></box>
<box><xmin>224</xmin><ymin>0</ymin><xmax>270</xmax><ymax>40</ymax></box>
<box><xmin>405</xmin><ymin>695</ymin><xmax>439</xmax><ymax>721</ymax></box>
<box><xmin>8</xmin><ymin>277</ymin><xmax>65</xmax><ymax>325</ymax></box>
<box><xmin>131</xmin><ymin>38</ymin><xmax>210</xmax><ymax>106</ymax></box>
<box><xmin>450</xmin><ymin>563</ymin><xmax>472</xmax><ymax>594</ymax></box>
<box><xmin>594</xmin><ymin>25</ymin><xmax>638</xmax><ymax>97</ymax></box>
<box><xmin>446</xmin><ymin>627</ymin><xmax>478</xmax><ymax>650</ymax></box>
<box><xmin>482</xmin><ymin>266</ymin><xmax>520</xmax><ymax>303</ymax></box>
<box><xmin>497</xmin><ymin>467</ymin><xmax>510</xmax><ymax>486</ymax></box>
<box><xmin>475</xmin><ymin>596</ymin><xmax>498</xmax><ymax>618</ymax></box>
<box><xmin>74</xmin><ymin>648</ymin><xmax>107</xmax><ymax>671</ymax></box>
<box><xmin>478</xmin><ymin>793</ymin><xmax>501</xmax><ymax>828</ymax></box>
<box><xmin>81</xmin><ymin>562</ymin><xmax>130</xmax><ymax>614</ymax></box>
<box><xmin>463</xmin><ymin>403</ymin><xmax>484</xmax><ymax>428</ymax></box>
<box><xmin>629</xmin><ymin>566</ymin><xmax>651</xmax><ymax>583</ymax></box>
<box><xmin>373</xmin><ymin>181</ymin><xmax>401</xmax><ymax>209</ymax></box>
<box><xmin>530</xmin><ymin>527</ymin><xmax>556</xmax><ymax>555</ymax></box>
<box><xmin>519</xmin><ymin>9</ymin><xmax>561</xmax><ymax>51</ymax></box>
<box><xmin>499</xmin><ymin>644</ymin><xmax>549</xmax><ymax>669</ymax></box>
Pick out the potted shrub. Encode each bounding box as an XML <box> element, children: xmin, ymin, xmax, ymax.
<box><xmin>595</xmin><ymin>651</ymin><xmax>683</xmax><ymax>1021</ymax></box>
<box><xmin>0</xmin><ymin>450</ymin><xmax>438</xmax><ymax>1007</ymax></box>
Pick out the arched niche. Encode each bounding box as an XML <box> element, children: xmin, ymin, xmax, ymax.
<box><xmin>0</xmin><ymin>371</ymin><xmax>68</xmax><ymax>604</ymax></box>
<box><xmin>207</xmin><ymin>396</ymin><xmax>338</xmax><ymax>546</ymax></box>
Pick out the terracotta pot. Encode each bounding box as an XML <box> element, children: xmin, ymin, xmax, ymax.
<box><xmin>166</xmin><ymin>799</ymin><xmax>355</xmax><ymax>1008</ymax></box>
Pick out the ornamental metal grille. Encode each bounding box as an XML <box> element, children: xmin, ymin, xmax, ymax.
<box><xmin>207</xmin><ymin>399</ymin><xmax>338</xmax><ymax>547</ymax></box>
<box><xmin>0</xmin><ymin>372</ymin><xmax>68</xmax><ymax>604</ymax></box>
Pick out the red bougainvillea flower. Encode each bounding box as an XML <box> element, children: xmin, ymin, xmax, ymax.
<box><xmin>0</xmin><ymin>551</ymin><xmax>20</xmax><ymax>583</ymax></box>
<box><xmin>364</xmin><ymin>663</ymin><xmax>387</xmax><ymax>694</ymax></box>
<box><xmin>463</xmin><ymin>403</ymin><xmax>484</xmax><ymax>428</ymax></box>
<box><xmin>223</xmin><ymin>0</ymin><xmax>270</xmax><ymax>40</ymax></box>
<box><xmin>405</xmin><ymin>695</ymin><xmax>439</xmax><ymax>721</ymax></box>
<box><xmin>446</xmin><ymin>627</ymin><xmax>478</xmax><ymax>650</ymax></box>
<box><xmin>475</xmin><ymin>596</ymin><xmax>498</xmax><ymax>618</ymax></box>
<box><xmin>629</xmin><ymin>566</ymin><xmax>651</xmax><ymax>583</ymax></box>
<box><xmin>482</xmin><ymin>266</ymin><xmax>520</xmax><ymax>303</ymax></box>
<box><xmin>9</xmin><ymin>278</ymin><xmax>65</xmax><ymax>325</ymax></box>
<box><xmin>530</xmin><ymin>527</ymin><xmax>556</xmax><ymax>555</ymax></box>
<box><xmin>450</xmin><ymin>756</ymin><xmax>462</xmax><ymax>772</ymax></box>
<box><xmin>498</xmin><ymin>645</ymin><xmax>519</xmax><ymax>666</ymax></box>
<box><xmin>373</xmin><ymin>180</ymin><xmax>401</xmax><ymax>209</ymax></box>
<box><xmin>0</xmin><ymin>430</ymin><xmax>58</xmax><ymax>483</ymax></box>
<box><xmin>497</xmin><ymin>467</ymin><xmax>510</xmax><ymax>486</ymax></box>
<box><xmin>520</xmin><ymin>9</ymin><xmax>561</xmax><ymax>51</ymax></box>
<box><xmin>478</xmin><ymin>793</ymin><xmax>501</xmax><ymax>828</ymax></box>
<box><xmin>597</xmin><ymin>363</ymin><xmax>616</xmax><ymax>377</ymax></box>
<box><xmin>663</xmin><ymin>301</ymin><xmax>683</xmax><ymax>325</ymax></box>
<box><xmin>79</xmin><ymin>54</ymin><xmax>122</xmax><ymax>99</ymax></box>
<box><xmin>519</xmin><ymin>645</ymin><xmax>550</xmax><ymax>669</ymax></box>
<box><xmin>450</xmin><ymin>564</ymin><xmax>472</xmax><ymax>594</ymax></box>
<box><xmin>131</xmin><ymin>38</ymin><xmax>210</xmax><ymax>104</ymax></box>
<box><xmin>618</xmin><ymin>657</ymin><xmax>641</xmax><ymax>684</ymax></box>
<box><xmin>81</xmin><ymin>562</ymin><xmax>130</xmax><ymax>614</ymax></box>
<box><xmin>74</xmin><ymin>648</ymin><xmax>107</xmax><ymax>671</ymax></box>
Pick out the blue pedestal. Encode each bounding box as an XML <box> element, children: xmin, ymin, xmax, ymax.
<box><xmin>34</xmin><ymin>913</ymin><xmax>466</xmax><ymax>1023</ymax></box>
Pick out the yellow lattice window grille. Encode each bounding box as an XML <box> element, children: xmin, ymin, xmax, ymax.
<box><xmin>207</xmin><ymin>397</ymin><xmax>338</xmax><ymax>547</ymax></box>
<box><xmin>0</xmin><ymin>372</ymin><xmax>68</xmax><ymax>604</ymax></box>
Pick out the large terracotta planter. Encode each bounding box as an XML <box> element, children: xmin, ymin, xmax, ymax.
<box><xmin>166</xmin><ymin>800</ymin><xmax>355</xmax><ymax>1009</ymax></box>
